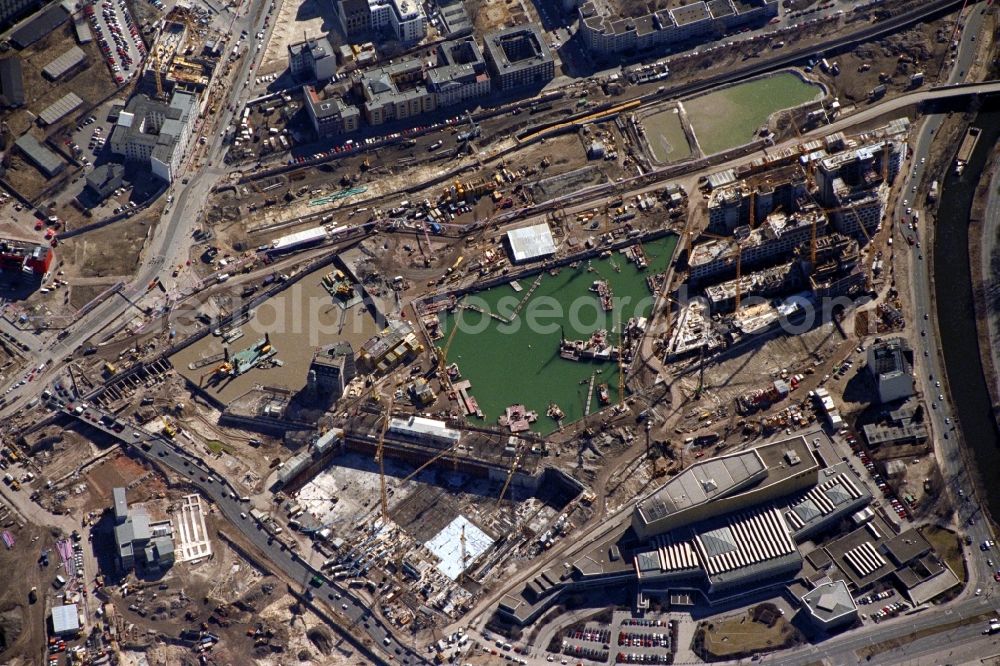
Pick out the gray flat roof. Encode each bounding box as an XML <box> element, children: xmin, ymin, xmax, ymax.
<box><xmin>14</xmin><ymin>134</ymin><xmax>64</xmax><ymax>176</ymax></box>
<box><xmin>801</xmin><ymin>579</ymin><xmax>856</xmax><ymax>623</ymax></box>
<box><xmin>38</xmin><ymin>92</ymin><xmax>83</xmax><ymax>125</ymax></box>
<box><xmin>43</xmin><ymin>46</ymin><xmax>86</xmax><ymax>79</ymax></box>
<box><xmin>636</xmin><ymin>449</ymin><xmax>766</xmax><ymax>524</ymax></box>
<box><xmin>506</xmin><ymin>223</ymin><xmax>556</xmax><ymax>262</ymax></box>
<box><xmin>113</xmin><ymin>487</ymin><xmax>128</xmax><ymax>521</ymax></box>
<box><xmin>0</xmin><ymin>57</ymin><xmax>24</xmax><ymax>107</ymax></box>
<box><xmin>11</xmin><ymin>5</ymin><xmax>70</xmax><ymax>49</ymax></box>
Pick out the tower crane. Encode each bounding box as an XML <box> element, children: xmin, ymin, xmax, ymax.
<box><xmin>495</xmin><ymin>440</ymin><xmax>524</xmax><ymax>508</ymax></box>
<box><xmin>375</xmin><ymin>391</ymin><xmax>393</xmax><ymax>523</ymax></box>
<box><xmin>700</xmin><ymin>230</ymin><xmax>747</xmax><ymax>311</ymax></box>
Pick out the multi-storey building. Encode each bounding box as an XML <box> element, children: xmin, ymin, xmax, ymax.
<box><xmin>108</xmin><ymin>91</ymin><xmax>195</xmax><ymax>182</ymax></box>
<box><xmin>483</xmin><ymin>24</ymin><xmax>554</xmax><ymax>92</ymax></box>
<box><xmin>288</xmin><ymin>36</ymin><xmax>337</xmax><ymax>81</ymax></box>
<box><xmin>578</xmin><ymin>0</ymin><xmax>777</xmax><ymax>57</ymax></box>
<box><xmin>303</xmin><ymin>85</ymin><xmax>361</xmax><ymax>137</ymax></box>
<box><xmin>689</xmin><ymin>210</ymin><xmax>827</xmax><ymax>281</ymax></box>
<box><xmin>426</xmin><ymin>37</ymin><xmax>490</xmax><ymax>106</ymax></box>
<box><xmin>388</xmin><ymin>0</ymin><xmax>426</xmax><ymax>43</ymax></box>
<box><xmin>337</xmin><ymin>0</ymin><xmax>371</xmax><ymax>40</ymax></box>
<box><xmin>357</xmin><ymin>59</ymin><xmax>437</xmax><ymax>125</ymax></box>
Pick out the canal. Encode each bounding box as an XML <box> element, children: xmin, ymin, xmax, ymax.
<box><xmin>437</xmin><ymin>235</ymin><xmax>677</xmax><ymax>435</ymax></box>
<box><xmin>933</xmin><ymin>101</ymin><xmax>1000</xmax><ymax>519</ymax></box>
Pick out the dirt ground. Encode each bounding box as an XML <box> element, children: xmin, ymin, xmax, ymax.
<box><xmin>108</xmin><ymin>511</ymin><xmax>371</xmax><ymax>665</ymax></box>
<box><xmin>473</xmin><ymin>0</ymin><xmax>532</xmax><ymax>33</ymax></box>
<box><xmin>0</xmin><ymin>521</ymin><xmax>60</xmax><ymax>665</ymax></box>
<box><xmin>259</xmin><ymin>0</ymin><xmax>335</xmax><ymax>77</ymax></box>
<box><xmin>5</xmin><ymin>22</ymin><xmax>119</xmax><ymax>138</ymax></box>
<box><xmin>1</xmin><ymin>153</ymin><xmax>71</xmax><ymax>204</ymax></box>
<box><xmin>816</xmin><ymin>16</ymin><xmax>956</xmax><ymax>104</ymax></box>
<box><xmin>58</xmin><ymin>216</ymin><xmax>153</xmax><ymax>279</ymax></box>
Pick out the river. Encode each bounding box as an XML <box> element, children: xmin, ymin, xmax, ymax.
<box><xmin>933</xmin><ymin>101</ymin><xmax>1000</xmax><ymax>518</ymax></box>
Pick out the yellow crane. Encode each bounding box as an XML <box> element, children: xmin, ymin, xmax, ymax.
<box><xmin>700</xmin><ymin>230</ymin><xmax>746</xmax><ymax>311</ymax></box>
<box><xmin>375</xmin><ymin>392</ymin><xmax>393</xmax><ymax>523</ymax></box>
<box><xmin>617</xmin><ymin>324</ymin><xmax>625</xmax><ymax>408</ymax></box>
<box><xmin>495</xmin><ymin>441</ymin><xmax>524</xmax><ymax>508</ymax></box>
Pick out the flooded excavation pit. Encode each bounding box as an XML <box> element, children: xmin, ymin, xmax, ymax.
<box><xmin>171</xmin><ymin>267</ymin><xmax>379</xmax><ymax>405</ymax></box>
<box><xmin>434</xmin><ymin>235</ymin><xmax>677</xmax><ymax>435</ymax></box>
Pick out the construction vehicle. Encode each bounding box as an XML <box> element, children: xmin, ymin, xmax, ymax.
<box><xmin>162</xmin><ymin>420</ymin><xmax>177</xmax><ymax>438</ymax></box>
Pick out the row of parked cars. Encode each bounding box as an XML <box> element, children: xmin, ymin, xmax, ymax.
<box><xmin>84</xmin><ymin>0</ymin><xmax>146</xmax><ymax>85</ymax></box>
<box><xmin>618</xmin><ymin>633</ymin><xmax>669</xmax><ymax>648</ymax></box>
<box><xmin>616</xmin><ymin>653</ymin><xmax>672</xmax><ymax>664</ymax></box>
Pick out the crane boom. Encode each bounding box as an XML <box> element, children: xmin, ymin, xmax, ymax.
<box><xmin>376</xmin><ymin>393</ymin><xmax>393</xmax><ymax>522</ymax></box>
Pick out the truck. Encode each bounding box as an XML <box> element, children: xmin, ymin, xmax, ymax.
<box><xmin>927</xmin><ymin>180</ymin><xmax>939</xmax><ymax>202</ymax></box>
<box><xmin>986</xmin><ymin>620</ymin><xmax>1000</xmax><ymax>635</ymax></box>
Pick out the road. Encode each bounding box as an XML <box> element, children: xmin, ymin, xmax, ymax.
<box><xmin>0</xmin><ymin>1</ymin><xmax>993</xmax><ymax>663</ymax></box>
<box><xmin>899</xmin><ymin>0</ymin><xmax>996</xmax><ymax>602</ymax></box>
<box><xmin>0</xmin><ymin>0</ymin><xmax>276</xmax><ymax>414</ymax></box>
<box><xmin>52</xmin><ymin>402</ymin><xmax>427</xmax><ymax>665</ymax></box>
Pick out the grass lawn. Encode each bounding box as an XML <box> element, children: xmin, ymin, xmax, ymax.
<box><xmin>206</xmin><ymin>440</ymin><xmax>234</xmax><ymax>455</ymax></box>
<box><xmin>921</xmin><ymin>525</ymin><xmax>967</xmax><ymax>584</ymax></box>
<box><xmin>700</xmin><ymin>609</ymin><xmax>801</xmax><ymax>658</ymax></box>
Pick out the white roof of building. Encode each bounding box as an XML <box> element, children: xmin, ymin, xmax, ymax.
<box><xmin>424</xmin><ymin>515</ymin><xmax>494</xmax><ymax>580</ymax></box>
<box><xmin>506</xmin><ymin>223</ymin><xmax>556</xmax><ymax>262</ymax></box>
<box><xmin>389</xmin><ymin>415</ymin><xmax>461</xmax><ymax>445</ymax></box>
<box><xmin>51</xmin><ymin>604</ymin><xmax>80</xmax><ymax>635</ymax></box>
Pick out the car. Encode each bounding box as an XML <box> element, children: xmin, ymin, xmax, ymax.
<box><xmin>936</xmin><ymin>381</ymin><xmax>941</xmax><ymax>387</ymax></box>
<box><xmin>923</xmin><ymin>313</ymin><xmax>928</xmax><ymax>320</ymax></box>
<box><xmin>945</xmin><ymin>417</ymin><xmax>951</xmax><ymax>425</ymax></box>
<box><xmin>939</xmin><ymin>394</ymin><xmax>944</xmax><ymax>401</ymax></box>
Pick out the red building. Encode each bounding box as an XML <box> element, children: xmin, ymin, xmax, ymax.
<box><xmin>0</xmin><ymin>239</ymin><xmax>53</xmax><ymax>278</ymax></box>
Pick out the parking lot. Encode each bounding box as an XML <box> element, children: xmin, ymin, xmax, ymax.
<box><xmin>84</xmin><ymin>0</ymin><xmax>146</xmax><ymax>86</ymax></box>
<box><xmin>553</xmin><ymin>616</ymin><xmax>676</xmax><ymax>665</ymax></box>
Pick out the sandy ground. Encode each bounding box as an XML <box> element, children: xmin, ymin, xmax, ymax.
<box><xmin>258</xmin><ymin>0</ymin><xmax>334</xmax><ymax>77</ymax></box>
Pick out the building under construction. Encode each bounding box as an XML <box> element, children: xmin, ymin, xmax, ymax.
<box><xmin>799</xmin><ymin>233</ymin><xmax>867</xmax><ymax>298</ymax></box>
<box><xmin>688</xmin><ymin>208</ymin><xmax>827</xmax><ymax>282</ymax></box>
<box><xmin>142</xmin><ymin>10</ymin><xmax>219</xmax><ymax>100</ymax></box>
<box><xmin>703</xmin><ymin>261</ymin><xmax>798</xmax><ymax>313</ymax></box>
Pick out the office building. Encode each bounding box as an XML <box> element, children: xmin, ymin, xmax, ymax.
<box><xmin>577</xmin><ymin>0</ymin><xmax>777</xmax><ymax>57</ymax></box>
<box><xmin>427</xmin><ymin>37</ymin><xmax>490</xmax><ymax>107</ymax></box>
<box><xmin>304</xmin><ymin>342</ymin><xmax>356</xmax><ymax>404</ymax></box>
<box><xmin>498</xmin><ymin>435</ymin><xmax>873</xmax><ymax>625</ymax></box>
<box><xmin>357</xmin><ymin>59</ymin><xmax>436</xmax><ymax>125</ymax></box>
<box><xmin>688</xmin><ymin>209</ymin><xmax>826</xmax><ymax>281</ymax></box>
<box><xmin>483</xmin><ymin>25</ymin><xmax>554</xmax><ymax>91</ymax></box>
<box><xmin>109</xmin><ymin>92</ymin><xmax>196</xmax><ymax>182</ymax></box>
<box><xmin>289</xmin><ymin>36</ymin><xmax>338</xmax><ymax>81</ymax></box>
<box><xmin>112</xmin><ymin>487</ymin><xmax>174</xmax><ymax>572</ymax></box>
<box><xmin>800</xmin><ymin>580</ymin><xmax>858</xmax><ymax>631</ymax></box>
<box><xmin>866</xmin><ymin>337</ymin><xmax>914</xmax><ymax>403</ymax></box>
<box><xmin>303</xmin><ymin>85</ymin><xmax>360</xmax><ymax>137</ymax></box>
<box><xmin>388</xmin><ymin>0</ymin><xmax>425</xmax><ymax>43</ymax></box>
<box><xmin>337</xmin><ymin>0</ymin><xmax>371</xmax><ymax>39</ymax></box>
